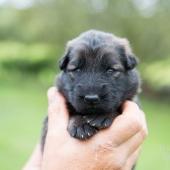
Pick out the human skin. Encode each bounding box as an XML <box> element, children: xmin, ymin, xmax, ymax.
<box><xmin>23</xmin><ymin>87</ymin><xmax>148</xmax><ymax>170</ymax></box>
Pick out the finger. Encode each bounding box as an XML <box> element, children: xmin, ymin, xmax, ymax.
<box><xmin>23</xmin><ymin>144</ymin><xmax>42</xmax><ymax>170</ymax></box>
<box><xmin>47</xmin><ymin>87</ymin><xmax>58</xmax><ymax>104</ymax></box>
<box><xmin>47</xmin><ymin>89</ymin><xmax>69</xmax><ymax>130</ymax></box>
<box><xmin>47</xmin><ymin>87</ymin><xmax>60</xmax><ymax>124</ymax></box>
<box><xmin>111</xmin><ymin>101</ymin><xmax>145</xmax><ymax>145</ymax></box>
<box><xmin>96</xmin><ymin>116</ymin><xmax>140</xmax><ymax>146</ymax></box>
<box><xmin>124</xmin><ymin>101</ymin><xmax>148</xmax><ymax>133</ymax></box>
<box><xmin>118</xmin><ymin>129</ymin><xmax>147</xmax><ymax>160</ymax></box>
<box><xmin>124</xmin><ymin>101</ymin><xmax>148</xmax><ymax>136</ymax></box>
<box><xmin>122</xmin><ymin>101</ymin><xmax>140</xmax><ymax>116</ymax></box>
<box><xmin>123</xmin><ymin>147</ymin><xmax>141</xmax><ymax>170</ymax></box>
<box><xmin>140</xmin><ymin>110</ymin><xmax>148</xmax><ymax>136</ymax></box>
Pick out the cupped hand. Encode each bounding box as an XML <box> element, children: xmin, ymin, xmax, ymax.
<box><xmin>23</xmin><ymin>87</ymin><xmax>148</xmax><ymax>170</ymax></box>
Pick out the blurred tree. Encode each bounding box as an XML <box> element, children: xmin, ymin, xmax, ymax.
<box><xmin>0</xmin><ymin>0</ymin><xmax>170</xmax><ymax>92</ymax></box>
<box><xmin>0</xmin><ymin>0</ymin><xmax>170</xmax><ymax>61</ymax></box>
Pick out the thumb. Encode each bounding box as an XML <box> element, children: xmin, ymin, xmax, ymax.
<box><xmin>47</xmin><ymin>87</ymin><xmax>69</xmax><ymax>131</ymax></box>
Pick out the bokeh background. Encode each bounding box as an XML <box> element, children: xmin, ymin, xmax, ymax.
<box><xmin>0</xmin><ymin>0</ymin><xmax>170</xmax><ymax>169</ymax></box>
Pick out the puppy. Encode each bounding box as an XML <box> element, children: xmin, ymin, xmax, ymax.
<box><xmin>41</xmin><ymin>30</ymin><xmax>140</xmax><ymax>151</ymax></box>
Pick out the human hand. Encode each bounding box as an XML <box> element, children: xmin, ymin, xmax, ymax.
<box><xmin>23</xmin><ymin>87</ymin><xmax>148</xmax><ymax>170</ymax></box>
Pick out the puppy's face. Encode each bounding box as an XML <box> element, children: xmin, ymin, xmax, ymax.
<box><xmin>58</xmin><ymin>31</ymin><xmax>139</xmax><ymax>115</ymax></box>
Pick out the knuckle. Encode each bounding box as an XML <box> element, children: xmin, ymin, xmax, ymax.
<box><xmin>130</xmin><ymin>118</ymin><xmax>142</xmax><ymax>132</ymax></box>
<box><xmin>141</xmin><ymin>127</ymin><xmax>148</xmax><ymax>139</ymax></box>
<box><xmin>103</xmin><ymin>141</ymin><xmax>115</xmax><ymax>151</ymax></box>
<box><xmin>96</xmin><ymin>141</ymin><xmax>114</xmax><ymax>153</ymax></box>
<box><xmin>145</xmin><ymin>127</ymin><xmax>149</xmax><ymax>136</ymax></box>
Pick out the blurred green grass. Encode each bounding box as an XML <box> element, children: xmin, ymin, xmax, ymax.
<box><xmin>137</xmin><ymin>96</ymin><xmax>170</xmax><ymax>170</ymax></box>
<box><xmin>0</xmin><ymin>78</ymin><xmax>170</xmax><ymax>170</ymax></box>
<box><xmin>0</xmin><ymin>79</ymin><xmax>47</xmax><ymax>170</ymax></box>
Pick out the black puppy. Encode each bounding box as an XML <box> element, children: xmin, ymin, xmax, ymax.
<box><xmin>41</xmin><ymin>30</ymin><xmax>140</xmax><ymax>150</ymax></box>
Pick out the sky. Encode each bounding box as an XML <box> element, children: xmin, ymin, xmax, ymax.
<box><xmin>0</xmin><ymin>0</ymin><xmax>34</xmax><ymax>9</ymax></box>
<box><xmin>0</xmin><ymin>0</ymin><xmax>158</xmax><ymax>17</ymax></box>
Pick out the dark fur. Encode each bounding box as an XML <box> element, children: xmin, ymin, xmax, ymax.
<box><xmin>41</xmin><ymin>30</ymin><xmax>140</xmax><ymax>155</ymax></box>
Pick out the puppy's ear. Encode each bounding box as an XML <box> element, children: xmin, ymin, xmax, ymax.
<box><xmin>126</xmin><ymin>54</ymin><xmax>138</xmax><ymax>70</ymax></box>
<box><xmin>117</xmin><ymin>39</ymin><xmax>138</xmax><ymax>70</ymax></box>
<box><xmin>59</xmin><ymin>49</ymin><xmax>70</xmax><ymax>71</ymax></box>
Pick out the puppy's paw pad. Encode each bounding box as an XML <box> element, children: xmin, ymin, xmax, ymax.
<box><xmin>83</xmin><ymin>124</ymin><xmax>97</xmax><ymax>138</ymax></box>
<box><xmin>68</xmin><ymin>125</ymin><xmax>77</xmax><ymax>137</ymax></box>
<box><xmin>89</xmin><ymin>117</ymin><xmax>113</xmax><ymax>129</ymax></box>
<box><xmin>83</xmin><ymin>115</ymin><xmax>96</xmax><ymax>123</ymax></box>
<box><xmin>102</xmin><ymin>118</ymin><xmax>113</xmax><ymax>128</ymax></box>
<box><xmin>68</xmin><ymin>123</ymin><xmax>97</xmax><ymax>140</ymax></box>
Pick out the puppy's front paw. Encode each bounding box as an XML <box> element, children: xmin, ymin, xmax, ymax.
<box><xmin>84</xmin><ymin>114</ymin><xmax>113</xmax><ymax>129</ymax></box>
<box><xmin>68</xmin><ymin>116</ymin><xmax>97</xmax><ymax>140</ymax></box>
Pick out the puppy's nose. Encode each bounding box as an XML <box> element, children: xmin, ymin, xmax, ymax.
<box><xmin>84</xmin><ymin>95</ymin><xmax>100</xmax><ymax>104</ymax></box>
<box><xmin>101</xmin><ymin>83</ymin><xmax>109</xmax><ymax>89</ymax></box>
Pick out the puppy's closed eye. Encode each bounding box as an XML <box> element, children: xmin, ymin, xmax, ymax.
<box><xmin>111</xmin><ymin>64</ymin><xmax>124</xmax><ymax>72</ymax></box>
<box><xmin>67</xmin><ymin>65</ymin><xmax>81</xmax><ymax>73</ymax></box>
<box><xmin>67</xmin><ymin>64</ymin><xmax>77</xmax><ymax>71</ymax></box>
<box><xmin>106</xmin><ymin>65</ymin><xmax>124</xmax><ymax>77</ymax></box>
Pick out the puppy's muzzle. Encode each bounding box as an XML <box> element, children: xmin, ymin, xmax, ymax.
<box><xmin>76</xmin><ymin>83</ymin><xmax>109</xmax><ymax>105</ymax></box>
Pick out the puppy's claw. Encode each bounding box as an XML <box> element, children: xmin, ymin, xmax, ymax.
<box><xmin>103</xmin><ymin>118</ymin><xmax>112</xmax><ymax>127</ymax></box>
<box><xmin>86</xmin><ymin>115</ymin><xmax>113</xmax><ymax>129</ymax></box>
<box><xmin>68</xmin><ymin>126</ymin><xmax>77</xmax><ymax>137</ymax></box>
<box><xmin>87</xmin><ymin>120</ymin><xmax>90</xmax><ymax>123</ymax></box>
<box><xmin>68</xmin><ymin>122</ymin><xmax>97</xmax><ymax>140</ymax></box>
